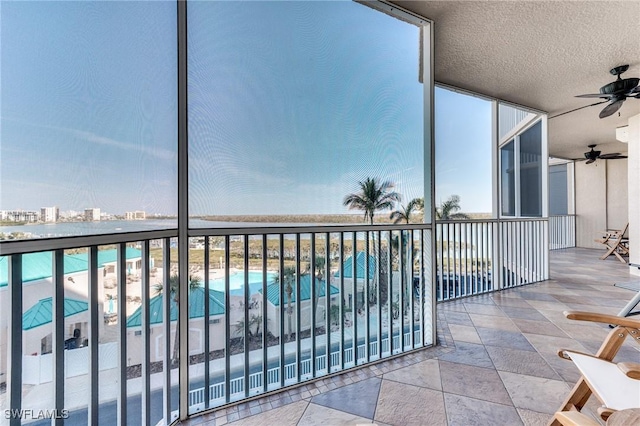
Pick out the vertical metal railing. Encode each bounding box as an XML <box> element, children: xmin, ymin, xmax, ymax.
<box><xmin>7</xmin><ymin>255</ymin><xmax>22</xmax><ymax>426</ymax></box>
<box><xmin>435</xmin><ymin>218</ymin><xmax>548</xmax><ymax>301</ymax></box>
<box><xmin>52</xmin><ymin>250</ymin><xmax>64</xmax><ymax>426</ymax></box>
<box><xmin>549</xmin><ymin>215</ymin><xmax>576</xmax><ymax>250</ymax></box>
<box><xmin>117</xmin><ymin>243</ymin><xmax>128</xmax><ymax>426</ymax></box>
<box><xmin>0</xmin><ymin>225</ymin><xmax>435</xmax><ymax>424</ymax></box>
<box><xmin>0</xmin><ymin>219</ymin><xmax>549</xmax><ymax>425</ymax></box>
<box><xmin>162</xmin><ymin>238</ymin><xmax>172</xmax><ymax>424</ymax></box>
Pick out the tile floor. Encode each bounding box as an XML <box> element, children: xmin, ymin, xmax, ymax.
<box><xmin>181</xmin><ymin>248</ymin><xmax>640</xmax><ymax>426</ymax></box>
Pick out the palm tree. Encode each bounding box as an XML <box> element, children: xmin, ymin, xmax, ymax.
<box><xmin>390</xmin><ymin>198</ymin><xmax>422</xmax><ymax>224</ymax></box>
<box><xmin>154</xmin><ymin>273</ymin><xmax>200</xmax><ymax>367</ymax></box>
<box><xmin>306</xmin><ymin>256</ymin><xmax>326</xmax><ymax>332</ymax></box>
<box><xmin>234</xmin><ymin>314</ymin><xmax>265</xmax><ymax>346</ymax></box>
<box><xmin>271</xmin><ymin>266</ymin><xmax>296</xmax><ymax>342</ymax></box>
<box><xmin>343</xmin><ymin>177</ymin><xmax>400</xmax><ymax>225</ymax></box>
<box><xmin>436</xmin><ymin>195</ymin><xmax>470</xmax><ymax>220</ymax></box>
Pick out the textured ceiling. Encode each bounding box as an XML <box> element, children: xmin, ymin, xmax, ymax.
<box><xmin>391</xmin><ymin>0</ymin><xmax>640</xmax><ymax>160</ymax></box>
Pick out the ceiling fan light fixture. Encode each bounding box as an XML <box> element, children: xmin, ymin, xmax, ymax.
<box><xmin>575</xmin><ymin>65</ymin><xmax>640</xmax><ymax>119</ymax></box>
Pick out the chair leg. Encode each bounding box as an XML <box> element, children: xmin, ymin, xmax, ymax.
<box><xmin>548</xmin><ymin>326</ymin><xmax>629</xmax><ymax>426</ymax></box>
<box><xmin>613</xmin><ymin>250</ymin><xmax>627</xmax><ymax>263</ymax></box>
<box><xmin>600</xmin><ymin>244</ymin><xmax>616</xmax><ymax>260</ymax></box>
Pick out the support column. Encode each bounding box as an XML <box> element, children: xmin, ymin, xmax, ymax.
<box><xmin>628</xmin><ymin>114</ymin><xmax>640</xmax><ymax>276</ymax></box>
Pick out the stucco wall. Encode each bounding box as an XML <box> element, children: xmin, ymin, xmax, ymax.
<box><xmin>575</xmin><ymin>159</ymin><xmax>628</xmax><ymax>249</ymax></box>
<box><xmin>575</xmin><ymin>161</ymin><xmax>607</xmax><ymax>249</ymax></box>
<box><xmin>606</xmin><ymin>158</ymin><xmax>629</xmax><ymax>231</ymax></box>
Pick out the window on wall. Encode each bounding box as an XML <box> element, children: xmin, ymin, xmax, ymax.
<box><xmin>187</xmin><ymin>1</ymin><xmax>429</xmax><ymax>227</ymax></box>
<box><xmin>499</xmin><ymin>120</ymin><xmax>544</xmax><ymax>218</ymax></box>
<box><xmin>501</xmin><ymin>141</ymin><xmax>515</xmax><ymax>216</ymax></box>
<box><xmin>519</xmin><ymin>121</ymin><xmax>542</xmax><ymax>217</ymax></box>
<box><xmin>549</xmin><ymin>163</ymin><xmax>568</xmax><ymax>215</ymax></box>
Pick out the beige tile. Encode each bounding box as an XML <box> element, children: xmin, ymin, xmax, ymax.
<box><xmin>463</xmin><ymin>302</ymin><xmax>507</xmax><ymax>317</ymax></box>
<box><xmin>498</xmin><ymin>371</ymin><xmax>570</xmax><ymax>414</ymax></box>
<box><xmin>439</xmin><ymin>360</ymin><xmax>512</xmax><ymax>405</ymax></box>
<box><xmin>517</xmin><ymin>409</ymin><xmax>553</xmax><ymax>426</ymax></box>
<box><xmin>523</xmin><ymin>333</ymin><xmax>588</xmax><ymax>357</ymax></box>
<box><xmin>486</xmin><ymin>346</ymin><xmax>560</xmax><ymax>379</ymax></box>
<box><xmin>469</xmin><ymin>313</ymin><xmax>519</xmax><ymax>331</ymax></box>
<box><xmin>382</xmin><ymin>358</ymin><xmax>442</xmax><ymax>391</ymax></box>
<box><xmin>374</xmin><ymin>380</ymin><xmax>446</xmax><ymax>426</ymax></box>
<box><xmin>298</xmin><ymin>403</ymin><xmax>372</xmax><ymax>425</ymax></box>
<box><xmin>491</xmin><ymin>294</ymin><xmax>534</xmax><ymax>308</ymax></box>
<box><xmin>555</xmin><ymin>323</ymin><xmax>611</xmax><ymax>342</ymax></box>
<box><xmin>447</xmin><ymin>323</ymin><xmax>482</xmax><ymax>344</ymax></box>
<box><xmin>512</xmin><ymin>318</ymin><xmax>569</xmax><ymax>337</ymax></box>
<box><xmin>524</xmin><ymin>300</ymin><xmax>571</xmax><ymax>312</ymax></box>
<box><xmin>444</xmin><ymin>393</ymin><xmax>523</xmax><ymax>426</ymax></box>
<box><xmin>227</xmin><ymin>400</ymin><xmax>308</xmax><ymax>426</ymax></box>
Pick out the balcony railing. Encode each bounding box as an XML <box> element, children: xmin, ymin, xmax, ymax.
<box><xmin>183</xmin><ymin>226</ymin><xmax>434</xmax><ymax>418</ymax></box>
<box><xmin>0</xmin><ymin>224</ymin><xmax>435</xmax><ymax>425</ymax></box>
<box><xmin>435</xmin><ymin>218</ymin><xmax>549</xmax><ymax>301</ymax></box>
<box><xmin>0</xmin><ymin>218</ymin><xmax>550</xmax><ymax>425</ymax></box>
<box><xmin>549</xmin><ymin>214</ymin><xmax>576</xmax><ymax>250</ymax></box>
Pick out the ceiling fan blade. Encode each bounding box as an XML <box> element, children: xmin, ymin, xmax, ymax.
<box><xmin>598</xmin><ymin>152</ymin><xmax>621</xmax><ymax>159</ymax></box>
<box><xmin>599</xmin><ymin>99</ymin><xmax>624</xmax><ymax>118</ymax></box>
<box><xmin>576</xmin><ymin>93</ymin><xmax>613</xmax><ymax>99</ymax></box>
<box><xmin>585</xmin><ymin>158</ymin><xmax>595</xmax><ymax>165</ymax></box>
<box><xmin>599</xmin><ymin>154</ymin><xmax>628</xmax><ymax>160</ymax></box>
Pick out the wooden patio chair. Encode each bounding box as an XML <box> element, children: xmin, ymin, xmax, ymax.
<box><xmin>595</xmin><ymin>223</ymin><xmax>629</xmax><ymax>264</ymax></box>
<box><xmin>549</xmin><ymin>311</ymin><xmax>640</xmax><ymax>426</ymax></box>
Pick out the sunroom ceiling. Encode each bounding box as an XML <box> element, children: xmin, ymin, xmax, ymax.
<box><xmin>392</xmin><ymin>0</ymin><xmax>640</xmax><ymax>160</ymax></box>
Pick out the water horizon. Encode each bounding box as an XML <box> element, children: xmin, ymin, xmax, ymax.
<box><xmin>0</xmin><ymin>218</ymin><xmax>360</xmax><ymax>240</ymax></box>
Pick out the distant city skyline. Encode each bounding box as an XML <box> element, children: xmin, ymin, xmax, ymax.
<box><xmin>1</xmin><ymin>1</ymin><xmax>492</xmax><ymax>219</ymax></box>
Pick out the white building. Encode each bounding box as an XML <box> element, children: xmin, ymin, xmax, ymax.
<box><xmin>0</xmin><ymin>248</ymin><xmax>142</xmax><ymax>382</ymax></box>
<box><xmin>40</xmin><ymin>206</ymin><xmax>59</xmax><ymax>223</ymax></box>
<box><xmin>1</xmin><ymin>210</ymin><xmax>39</xmax><ymax>223</ymax></box>
<box><xmin>125</xmin><ymin>210</ymin><xmax>146</xmax><ymax>220</ymax></box>
<box><xmin>84</xmin><ymin>207</ymin><xmax>101</xmax><ymax>221</ymax></box>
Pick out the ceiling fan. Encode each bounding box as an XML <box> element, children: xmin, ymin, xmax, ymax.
<box><xmin>574</xmin><ymin>144</ymin><xmax>627</xmax><ymax>165</ymax></box>
<box><xmin>575</xmin><ymin>64</ymin><xmax>640</xmax><ymax>118</ymax></box>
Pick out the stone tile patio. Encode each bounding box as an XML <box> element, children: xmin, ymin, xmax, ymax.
<box><xmin>181</xmin><ymin>248</ymin><xmax>640</xmax><ymax>426</ymax></box>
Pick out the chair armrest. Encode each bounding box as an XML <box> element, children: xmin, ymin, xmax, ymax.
<box><xmin>564</xmin><ymin>311</ymin><xmax>640</xmax><ymax>329</ymax></box>
<box><xmin>618</xmin><ymin>362</ymin><xmax>640</xmax><ymax>380</ymax></box>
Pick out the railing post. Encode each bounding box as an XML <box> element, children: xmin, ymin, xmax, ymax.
<box><xmin>52</xmin><ymin>250</ymin><xmax>65</xmax><ymax>426</ymax></box>
<box><xmin>117</xmin><ymin>243</ymin><xmax>128</xmax><ymax>426</ymax></box>
<box><xmin>177</xmin><ymin>0</ymin><xmax>189</xmax><ymax>420</ymax></box>
<box><xmin>7</xmin><ymin>255</ymin><xmax>23</xmax><ymax>426</ymax></box>
<box><xmin>88</xmin><ymin>246</ymin><xmax>100</xmax><ymax>425</ymax></box>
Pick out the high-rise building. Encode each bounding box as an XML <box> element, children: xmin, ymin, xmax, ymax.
<box><xmin>84</xmin><ymin>208</ymin><xmax>101</xmax><ymax>221</ymax></box>
<box><xmin>40</xmin><ymin>206</ymin><xmax>59</xmax><ymax>223</ymax></box>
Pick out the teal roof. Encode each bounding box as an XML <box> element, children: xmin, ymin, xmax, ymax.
<box><xmin>0</xmin><ymin>248</ymin><xmax>142</xmax><ymax>288</ymax></box>
<box><xmin>126</xmin><ymin>287</ymin><xmax>225</xmax><ymax>328</ymax></box>
<box><xmin>22</xmin><ymin>297</ymin><xmax>89</xmax><ymax>330</ymax></box>
<box><xmin>335</xmin><ymin>252</ymin><xmax>376</xmax><ymax>279</ymax></box>
<box><xmin>261</xmin><ymin>274</ymin><xmax>339</xmax><ymax>307</ymax></box>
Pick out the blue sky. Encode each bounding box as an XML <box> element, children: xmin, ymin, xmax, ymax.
<box><xmin>1</xmin><ymin>1</ymin><xmax>491</xmax><ymax>217</ymax></box>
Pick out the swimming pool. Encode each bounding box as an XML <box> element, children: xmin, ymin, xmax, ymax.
<box><xmin>210</xmin><ymin>270</ymin><xmax>277</xmax><ymax>295</ymax></box>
